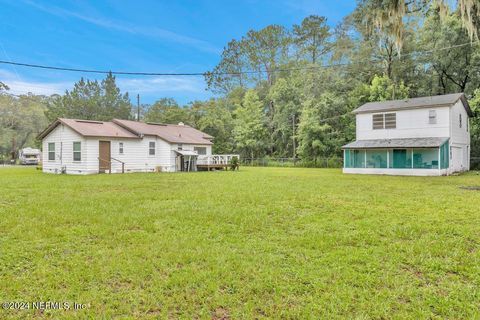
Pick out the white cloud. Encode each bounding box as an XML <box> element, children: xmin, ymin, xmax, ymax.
<box><xmin>0</xmin><ymin>68</ymin><xmax>207</xmax><ymax>100</ymax></box>
<box><xmin>23</xmin><ymin>0</ymin><xmax>220</xmax><ymax>54</ymax></box>
<box><xmin>0</xmin><ymin>69</ymin><xmax>71</xmax><ymax>96</ymax></box>
<box><xmin>118</xmin><ymin>76</ymin><xmax>206</xmax><ymax>94</ymax></box>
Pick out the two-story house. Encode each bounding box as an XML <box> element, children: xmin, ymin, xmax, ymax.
<box><xmin>342</xmin><ymin>93</ymin><xmax>473</xmax><ymax>176</ymax></box>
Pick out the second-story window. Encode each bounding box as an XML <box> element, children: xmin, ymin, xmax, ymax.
<box><xmin>384</xmin><ymin>113</ymin><xmax>396</xmax><ymax>129</ymax></box>
<box><xmin>429</xmin><ymin>110</ymin><xmax>437</xmax><ymax>124</ymax></box>
<box><xmin>372</xmin><ymin>114</ymin><xmax>384</xmax><ymax>129</ymax></box>
<box><xmin>178</xmin><ymin>144</ymin><xmax>183</xmax><ymax>150</ymax></box>
<box><xmin>372</xmin><ymin>113</ymin><xmax>396</xmax><ymax>129</ymax></box>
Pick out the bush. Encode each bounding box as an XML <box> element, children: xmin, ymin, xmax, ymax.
<box><xmin>230</xmin><ymin>156</ymin><xmax>239</xmax><ymax>171</ymax></box>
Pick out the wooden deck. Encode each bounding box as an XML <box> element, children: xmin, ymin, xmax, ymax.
<box><xmin>196</xmin><ymin>154</ymin><xmax>240</xmax><ymax>171</ymax></box>
<box><xmin>197</xmin><ymin>163</ymin><xmax>231</xmax><ymax>170</ymax></box>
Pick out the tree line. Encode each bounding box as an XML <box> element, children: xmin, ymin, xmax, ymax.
<box><xmin>1</xmin><ymin>1</ymin><xmax>479</xmax><ymax>162</ymax></box>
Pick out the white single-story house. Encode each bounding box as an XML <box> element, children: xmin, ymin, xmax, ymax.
<box><xmin>343</xmin><ymin>93</ymin><xmax>472</xmax><ymax>176</ymax></box>
<box><xmin>37</xmin><ymin>118</ymin><xmax>218</xmax><ymax>174</ymax></box>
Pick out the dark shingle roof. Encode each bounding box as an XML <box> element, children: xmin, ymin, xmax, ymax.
<box><xmin>342</xmin><ymin>137</ymin><xmax>449</xmax><ymax>149</ymax></box>
<box><xmin>353</xmin><ymin>93</ymin><xmax>473</xmax><ymax>116</ymax></box>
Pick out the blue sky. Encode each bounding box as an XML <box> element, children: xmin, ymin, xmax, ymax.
<box><xmin>0</xmin><ymin>0</ymin><xmax>355</xmax><ymax>105</ymax></box>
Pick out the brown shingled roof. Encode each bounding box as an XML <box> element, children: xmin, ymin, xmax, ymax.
<box><xmin>38</xmin><ymin>118</ymin><xmax>214</xmax><ymax>145</ymax></box>
<box><xmin>113</xmin><ymin>119</ymin><xmax>213</xmax><ymax>145</ymax></box>
<box><xmin>37</xmin><ymin>118</ymin><xmax>140</xmax><ymax>139</ymax></box>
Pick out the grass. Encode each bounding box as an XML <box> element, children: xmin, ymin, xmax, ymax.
<box><xmin>1</xmin><ymin>167</ymin><xmax>480</xmax><ymax>319</ymax></box>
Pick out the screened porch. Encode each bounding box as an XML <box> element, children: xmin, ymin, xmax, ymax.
<box><xmin>343</xmin><ymin>138</ymin><xmax>450</xmax><ymax>170</ymax></box>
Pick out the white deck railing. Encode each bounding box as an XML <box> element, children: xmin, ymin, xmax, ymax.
<box><xmin>197</xmin><ymin>154</ymin><xmax>239</xmax><ymax>165</ymax></box>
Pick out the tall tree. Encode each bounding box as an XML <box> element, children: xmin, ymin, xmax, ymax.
<box><xmin>189</xmin><ymin>99</ymin><xmax>235</xmax><ymax>154</ymax></box>
<box><xmin>356</xmin><ymin>0</ymin><xmax>479</xmax><ymax>51</ymax></box>
<box><xmin>268</xmin><ymin>77</ymin><xmax>302</xmax><ymax>157</ymax></box>
<box><xmin>469</xmin><ymin>89</ymin><xmax>480</xmax><ymax>159</ymax></box>
<box><xmin>0</xmin><ymin>81</ymin><xmax>9</xmax><ymax>92</ymax></box>
<box><xmin>233</xmin><ymin>90</ymin><xmax>268</xmax><ymax>158</ymax></box>
<box><xmin>419</xmin><ymin>11</ymin><xmax>480</xmax><ymax>95</ymax></box>
<box><xmin>206</xmin><ymin>25</ymin><xmax>291</xmax><ymax>92</ymax></box>
<box><xmin>46</xmin><ymin>73</ymin><xmax>132</xmax><ymax>121</ymax></box>
<box><xmin>297</xmin><ymin>93</ymin><xmax>349</xmax><ymax>160</ymax></box>
<box><xmin>205</xmin><ymin>40</ymin><xmax>248</xmax><ymax>94</ymax></box>
<box><xmin>144</xmin><ymin>98</ymin><xmax>189</xmax><ymax>124</ymax></box>
<box><xmin>293</xmin><ymin>15</ymin><xmax>331</xmax><ymax>64</ymax></box>
<box><xmin>0</xmin><ymin>93</ymin><xmax>48</xmax><ymax>158</ymax></box>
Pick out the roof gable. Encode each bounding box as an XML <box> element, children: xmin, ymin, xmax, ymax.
<box><xmin>37</xmin><ymin>118</ymin><xmax>140</xmax><ymax>140</ymax></box>
<box><xmin>353</xmin><ymin>93</ymin><xmax>473</xmax><ymax>117</ymax></box>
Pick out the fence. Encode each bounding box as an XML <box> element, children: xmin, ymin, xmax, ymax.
<box><xmin>242</xmin><ymin>157</ymin><xmax>480</xmax><ymax>170</ymax></box>
<box><xmin>240</xmin><ymin>157</ymin><xmax>343</xmax><ymax>168</ymax></box>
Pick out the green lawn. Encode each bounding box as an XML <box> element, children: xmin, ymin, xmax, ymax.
<box><xmin>1</xmin><ymin>167</ymin><xmax>479</xmax><ymax>319</ymax></box>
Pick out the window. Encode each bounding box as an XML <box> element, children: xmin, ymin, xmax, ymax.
<box><xmin>384</xmin><ymin>113</ymin><xmax>396</xmax><ymax>129</ymax></box>
<box><xmin>149</xmin><ymin>141</ymin><xmax>155</xmax><ymax>155</ymax></box>
<box><xmin>365</xmin><ymin>150</ymin><xmax>388</xmax><ymax>168</ymax></box>
<box><xmin>48</xmin><ymin>143</ymin><xmax>55</xmax><ymax>161</ymax></box>
<box><xmin>194</xmin><ymin>147</ymin><xmax>207</xmax><ymax>155</ymax></box>
<box><xmin>372</xmin><ymin>114</ymin><xmax>384</xmax><ymax>130</ymax></box>
<box><xmin>372</xmin><ymin>113</ymin><xmax>396</xmax><ymax>129</ymax></box>
<box><xmin>73</xmin><ymin>142</ymin><xmax>81</xmax><ymax>161</ymax></box>
<box><xmin>119</xmin><ymin>142</ymin><xmax>124</xmax><ymax>154</ymax></box>
<box><xmin>413</xmin><ymin>149</ymin><xmax>438</xmax><ymax>169</ymax></box>
<box><xmin>459</xmin><ymin>114</ymin><xmax>462</xmax><ymax>128</ymax></box>
<box><xmin>429</xmin><ymin>110</ymin><xmax>437</xmax><ymax>124</ymax></box>
<box><xmin>178</xmin><ymin>144</ymin><xmax>183</xmax><ymax>150</ymax></box>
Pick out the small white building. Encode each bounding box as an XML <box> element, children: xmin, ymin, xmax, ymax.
<box><xmin>37</xmin><ymin>118</ymin><xmax>215</xmax><ymax>174</ymax></box>
<box><xmin>343</xmin><ymin>93</ymin><xmax>473</xmax><ymax>176</ymax></box>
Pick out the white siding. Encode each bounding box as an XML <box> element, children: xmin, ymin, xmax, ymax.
<box><xmin>42</xmin><ymin>129</ymin><xmax>180</xmax><ymax>174</ymax></box>
<box><xmin>85</xmin><ymin>135</ymin><xmax>176</xmax><ymax>173</ymax></box>
<box><xmin>356</xmin><ymin>107</ymin><xmax>450</xmax><ymax>140</ymax></box>
<box><xmin>449</xmin><ymin>100</ymin><xmax>470</xmax><ymax>171</ymax></box>
<box><xmin>42</xmin><ymin>125</ymin><xmax>89</xmax><ymax>174</ymax></box>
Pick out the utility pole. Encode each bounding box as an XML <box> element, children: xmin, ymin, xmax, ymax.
<box><xmin>137</xmin><ymin>94</ymin><xmax>140</xmax><ymax>121</ymax></box>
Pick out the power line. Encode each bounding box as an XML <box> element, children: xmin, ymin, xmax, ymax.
<box><xmin>0</xmin><ymin>40</ymin><xmax>478</xmax><ymax>77</ymax></box>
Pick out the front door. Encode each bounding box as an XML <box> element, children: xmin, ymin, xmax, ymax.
<box><xmin>99</xmin><ymin>141</ymin><xmax>111</xmax><ymax>173</ymax></box>
<box><xmin>393</xmin><ymin>149</ymin><xmax>407</xmax><ymax>168</ymax></box>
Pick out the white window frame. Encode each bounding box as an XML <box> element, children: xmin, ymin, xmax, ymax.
<box><xmin>372</xmin><ymin>112</ymin><xmax>396</xmax><ymax>130</ymax></box>
<box><xmin>48</xmin><ymin>142</ymin><xmax>55</xmax><ymax>161</ymax></box>
<box><xmin>73</xmin><ymin>142</ymin><xmax>81</xmax><ymax>162</ymax></box>
<box><xmin>194</xmin><ymin>146</ymin><xmax>207</xmax><ymax>155</ymax></box>
<box><xmin>372</xmin><ymin>114</ymin><xmax>384</xmax><ymax>130</ymax></box>
<box><xmin>149</xmin><ymin>141</ymin><xmax>156</xmax><ymax>156</ymax></box>
<box><xmin>384</xmin><ymin>113</ymin><xmax>396</xmax><ymax>129</ymax></box>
